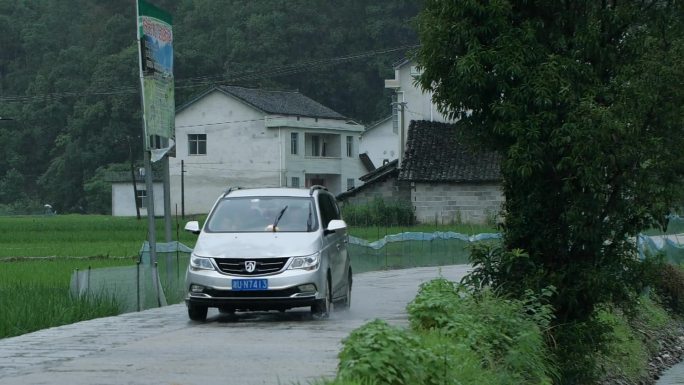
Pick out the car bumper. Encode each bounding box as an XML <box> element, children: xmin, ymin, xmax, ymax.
<box><xmin>185</xmin><ymin>266</ymin><xmax>323</xmax><ymax>311</ymax></box>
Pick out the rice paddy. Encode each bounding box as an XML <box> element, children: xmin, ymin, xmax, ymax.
<box><xmin>0</xmin><ymin>214</ymin><xmax>496</xmax><ymax>339</ymax></box>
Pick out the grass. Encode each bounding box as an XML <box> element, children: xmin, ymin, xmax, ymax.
<box><xmin>0</xmin><ymin>214</ymin><xmax>496</xmax><ymax>339</ymax></box>
<box><xmin>0</xmin><ymin>214</ymin><xmax>203</xmax><ymax>258</ymax></box>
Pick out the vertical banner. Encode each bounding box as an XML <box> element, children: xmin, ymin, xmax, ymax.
<box><xmin>137</xmin><ymin>0</ymin><xmax>175</xmax><ymax>162</ymax></box>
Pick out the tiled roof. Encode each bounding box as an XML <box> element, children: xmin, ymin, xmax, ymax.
<box><xmin>217</xmin><ymin>85</ymin><xmax>346</xmax><ymax>120</ymax></box>
<box><xmin>337</xmin><ymin>159</ymin><xmax>399</xmax><ymax>201</ymax></box>
<box><xmin>398</xmin><ymin>120</ymin><xmax>502</xmax><ymax>183</ymax></box>
<box><xmin>360</xmin><ymin>158</ymin><xmax>398</xmax><ymax>182</ymax></box>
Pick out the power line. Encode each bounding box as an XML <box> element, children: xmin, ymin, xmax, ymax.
<box><xmin>0</xmin><ymin>45</ymin><xmax>418</xmax><ymax>103</ymax></box>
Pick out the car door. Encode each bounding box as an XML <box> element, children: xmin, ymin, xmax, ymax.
<box><xmin>318</xmin><ymin>193</ymin><xmax>345</xmax><ymax>298</ymax></box>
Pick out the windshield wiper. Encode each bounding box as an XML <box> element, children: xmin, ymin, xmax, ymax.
<box><xmin>272</xmin><ymin>205</ymin><xmax>288</xmax><ymax>232</ymax></box>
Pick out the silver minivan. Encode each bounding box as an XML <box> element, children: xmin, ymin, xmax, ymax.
<box><xmin>183</xmin><ymin>186</ymin><xmax>352</xmax><ymax>321</ymax></box>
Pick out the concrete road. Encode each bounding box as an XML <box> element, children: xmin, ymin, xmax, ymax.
<box><xmin>0</xmin><ymin>265</ymin><xmax>469</xmax><ymax>385</ymax></box>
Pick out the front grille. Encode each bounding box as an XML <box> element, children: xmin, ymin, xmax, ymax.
<box><xmin>204</xmin><ymin>287</ymin><xmax>302</xmax><ymax>298</ymax></box>
<box><xmin>213</xmin><ymin>257</ymin><xmax>290</xmax><ymax>276</ymax></box>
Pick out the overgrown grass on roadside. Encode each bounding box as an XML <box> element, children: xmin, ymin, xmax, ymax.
<box><xmin>0</xmin><ymin>284</ymin><xmax>120</xmax><ymax>338</ymax></box>
<box><xmin>321</xmin><ymin>278</ymin><xmax>558</xmax><ymax>385</ymax></box>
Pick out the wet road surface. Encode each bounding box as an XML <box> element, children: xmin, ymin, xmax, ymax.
<box><xmin>0</xmin><ymin>265</ymin><xmax>469</xmax><ymax>385</ymax></box>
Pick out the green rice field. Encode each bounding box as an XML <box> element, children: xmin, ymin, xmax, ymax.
<box><xmin>0</xmin><ymin>214</ymin><xmax>203</xmax><ymax>258</ymax></box>
<box><xmin>0</xmin><ymin>214</ymin><xmax>496</xmax><ymax>339</ymax></box>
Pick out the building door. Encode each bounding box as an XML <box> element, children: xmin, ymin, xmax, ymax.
<box><xmin>308</xmin><ymin>178</ymin><xmax>325</xmax><ymax>187</ymax></box>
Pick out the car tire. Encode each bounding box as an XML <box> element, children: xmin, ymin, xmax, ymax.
<box><xmin>188</xmin><ymin>303</ymin><xmax>208</xmax><ymax>321</ymax></box>
<box><xmin>337</xmin><ymin>269</ymin><xmax>352</xmax><ymax>311</ymax></box>
<box><xmin>312</xmin><ymin>275</ymin><xmax>331</xmax><ymax>319</ymax></box>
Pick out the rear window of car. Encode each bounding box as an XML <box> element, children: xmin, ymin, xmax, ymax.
<box><xmin>205</xmin><ymin>196</ymin><xmax>319</xmax><ymax>233</ymax></box>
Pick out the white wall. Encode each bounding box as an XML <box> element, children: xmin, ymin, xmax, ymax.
<box><xmin>169</xmin><ymin>90</ymin><xmax>366</xmax><ymax>215</ymax></box>
<box><xmin>170</xmin><ymin>91</ymin><xmax>281</xmax><ymax>214</ymax></box>
<box><xmin>111</xmin><ymin>182</ymin><xmax>164</xmax><ymax>217</ymax></box>
<box><xmin>359</xmin><ymin>118</ymin><xmax>398</xmax><ymax>168</ymax></box>
<box><xmin>386</xmin><ymin>60</ymin><xmax>454</xmax><ymax>164</ymax></box>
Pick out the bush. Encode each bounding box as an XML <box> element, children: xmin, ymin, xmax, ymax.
<box><xmin>337</xmin><ymin>319</ymin><xmax>426</xmax><ymax>385</ymax></box>
<box><xmin>341</xmin><ymin>197</ymin><xmax>415</xmax><ymax>227</ymax></box>
<box><xmin>407</xmin><ymin>278</ymin><xmax>557</xmax><ymax>385</ymax></box>
<box><xmin>653</xmin><ymin>263</ymin><xmax>684</xmax><ymax>315</ymax></box>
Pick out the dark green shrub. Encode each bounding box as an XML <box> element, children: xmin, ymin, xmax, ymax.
<box><xmin>341</xmin><ymin>197</ymin><xmax>415</xmax><ymax>227</ymax></box>
<box><xmin>337</xmin><ymin>319</ymin><xmax>426</xmax><ymax>385</ymax></box>
<box><xmin>407</xmin><ymin>278</ymin><xmax>557</xmax><ymax>385</ymax></box>
<box><xmin>653</xmin><ymin>263</ymin><xmax>684</xmax><ymax>314</ymax></box>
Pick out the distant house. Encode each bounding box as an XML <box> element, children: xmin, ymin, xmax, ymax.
<box><xmin>359</xmin><ymin>116</ymin><xmax>396</xmax><ymax>170</ymax></box>
<box><xmin>384</xmin><ymin>59</ymin><xmax>453</xmax><ymax>167</ymax></box>
<box><xmin>170</xmin><ymin>85</ymin><xmax>367</xmax><ymax>214</ymax></box>
<box><xmin>339</xmin><ymin>120</ymin><xmax>504</xmax><ymax>225</ymax></box>
<box><xmin>107</xmin><ymin>170</ymin><xmax>164</xmax><ymax>217</ymax></box>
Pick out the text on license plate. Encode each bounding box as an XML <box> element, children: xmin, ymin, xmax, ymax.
<box><xmin>232</xmin><ymin>279</ymin><xmax>268</xmax><ymax>291</ymax></box>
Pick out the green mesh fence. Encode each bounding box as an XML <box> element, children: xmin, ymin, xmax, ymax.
<box><xmin>348</xmin><ymin>232</ymin><xmax>501</xmax><ymax>273</ymax></box>
<box><xmin>69</xmin><ymin>229</ymin><xmax>684</xmax><ymax>314</ymax></box>
<box><xmin>69</xmin><ymin>241</ymin><xmax>191</xmax><ymax>313</ymax></box>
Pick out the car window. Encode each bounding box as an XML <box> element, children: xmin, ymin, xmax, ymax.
<box><xmin>205</xmin><ymin>197</ymin><xmax>319</xmax><ymax>232</ymax></box>
<box><xmin>318</xmin><ymin>193</ymin><xmax>338</xmax><ymax>228</ymax></box>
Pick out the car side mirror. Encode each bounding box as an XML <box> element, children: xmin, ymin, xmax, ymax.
<box><xmin>326</xmin><ymin>219</ymin><xmax>347</xmax><ymax>233</ymax></box>
<box><xmin>184</xmin><ymin>221</ymin><xmax>200</xmax><ymax>235</ymax></box>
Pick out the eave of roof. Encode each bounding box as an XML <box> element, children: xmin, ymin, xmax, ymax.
<box><xmin>176</xmin><ymin>85</ymin><xmax>347</xmax><ymax>121</ymax></box>
<box><xmin>397</xmin><ymin>120</ymin><xmax>502</xmax><ymax>183</ymax></box>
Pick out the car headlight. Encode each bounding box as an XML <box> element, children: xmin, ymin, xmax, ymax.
<box><xmin>190</xmin><ymin>254</ymin><xmax>215</xmax><ymax>270</ymax></box>
<box><xmin>289</xmin><ymin>253</ymin><xmax>320</xmax><ymax>271</ymax></box>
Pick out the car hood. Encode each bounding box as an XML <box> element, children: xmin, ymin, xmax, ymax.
<box><xmin>193</xmin><ymin>232</ymin><xmax>321</xmax><ymax>258</ymax></box>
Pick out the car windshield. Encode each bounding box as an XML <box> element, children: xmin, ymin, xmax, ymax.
<box><xmin>205</xmin><ymin>196</ymin><xmax>319</xmax><ymax>233</ymax></box>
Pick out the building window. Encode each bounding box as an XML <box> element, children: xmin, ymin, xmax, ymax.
<box><xmin>291</xmin><ymin>177</ymin><xmax>300</xmax><ymax>188</ymax></box>
<box><xmin>136</xmin><ymin>189</ymin><xmax>147</xmax><ymax>209</ymax></box>
<box><xmin>291</xmin><ymin>133</ymin><xmax>298</xmax><ymax>155</ymax></box>
<box><xmin>188</xmin><ymin>134</ymin><xmax>206</xmax><ymax>155</ymax></box>
<box><xmin>311</xmin><ymin>135</ymin><xmax>320</xmax><ymax>156</ymax></box>
<box><xmin>346</xmin><ymin>136</ymin><xmax>353</xmax><ymax>157</ymax></box>
<box><xmin>347</xmin><ymin>178</ymin><xmax>355</xmax><ymax>191</ymax></box>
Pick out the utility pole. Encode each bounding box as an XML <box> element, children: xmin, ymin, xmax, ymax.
<box><xmin>390</xmin><ymin>98</ymin><xmax>407</xmax><ymax>167</ymax></box>
<box><xmin>181</xmin><ymin>159</ymin><xmax>185</xmax><ymax>219</ymax></box>
<box><xmin>162</xmin><ymin>148</ymin><xmax>172</xmax><ymax>243</ymax></box>
<box><xmin>128</xmin><ymin>137</ymin><xmax>141</xmax><ymax>220</ymax></box>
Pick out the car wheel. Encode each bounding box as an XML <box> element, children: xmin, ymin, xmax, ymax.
<box><xmin>337</xmin><ymin>270</ymin><xmax>352</xmax><ymax>311</ymax></box>
<box><xmin>188</xmin><ymin>303</ymin><xmax>208</xmax><ymax>321</ymax></box>
<box><xmin>312</xmin><ymin>275</ymin><xmax>331</xmax><ymax>319</ymax></box>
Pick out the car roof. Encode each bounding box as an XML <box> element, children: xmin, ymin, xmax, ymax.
<box><xmin>224</xmin><ymin>187</ymin><xmax>315</xmax><ymax>198</ymax></box>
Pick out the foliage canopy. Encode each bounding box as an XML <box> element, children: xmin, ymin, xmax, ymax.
<box><xmin>416</xmin><ymin>0</ymin><xmax>684</xmax><ymax>382</ymax></box>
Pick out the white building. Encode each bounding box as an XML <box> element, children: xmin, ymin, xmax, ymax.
<box><xmin>383</xmin><ymin>59</ymin><xmax>452</xmax><ymax>166</ymax></box>
<box><xmin>171</xmin><ymin>85</ymin><xmax>366</xmax><ymax>215</ymax></box>
<box><xmin>108</xmin><ymin>171</ymin><xmax>165</xmax><ymax>217</ymax></box>
<box><xmin>358</xmin><ymin>116</ymin><xmax>396</xmax><ymax>170</ymax></box>
<box><xmin>358</xmin><ymin>59</ymin><xmax>453</xmax><ymax>171</ymax></box>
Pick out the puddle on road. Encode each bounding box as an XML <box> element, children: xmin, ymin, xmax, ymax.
<box><xmin>656</xmin><ymin>361</ymin><xmax>684</xmax><ymax>385</ymax></box>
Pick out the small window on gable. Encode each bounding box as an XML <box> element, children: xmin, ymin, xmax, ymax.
<box><xmin>188</xmin><ymin>134</ymin><xmax>207</xmax><ymax>155</ymax></box>
<box><xmin>136</xmin><ymin>189</ymin><xmax>147</xmax><ymax>209</ymax></box>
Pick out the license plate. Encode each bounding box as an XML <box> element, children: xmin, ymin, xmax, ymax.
<box><xmin>232</xmin><ymin>279</ymin><xmax>268</xmax><ymax>291</ymax></box>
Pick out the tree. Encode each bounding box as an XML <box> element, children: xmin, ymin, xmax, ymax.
<box><xmin>415</xmin><ymin>0</ymin><xmax>684</xmax><ymax>382</ymax></box>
